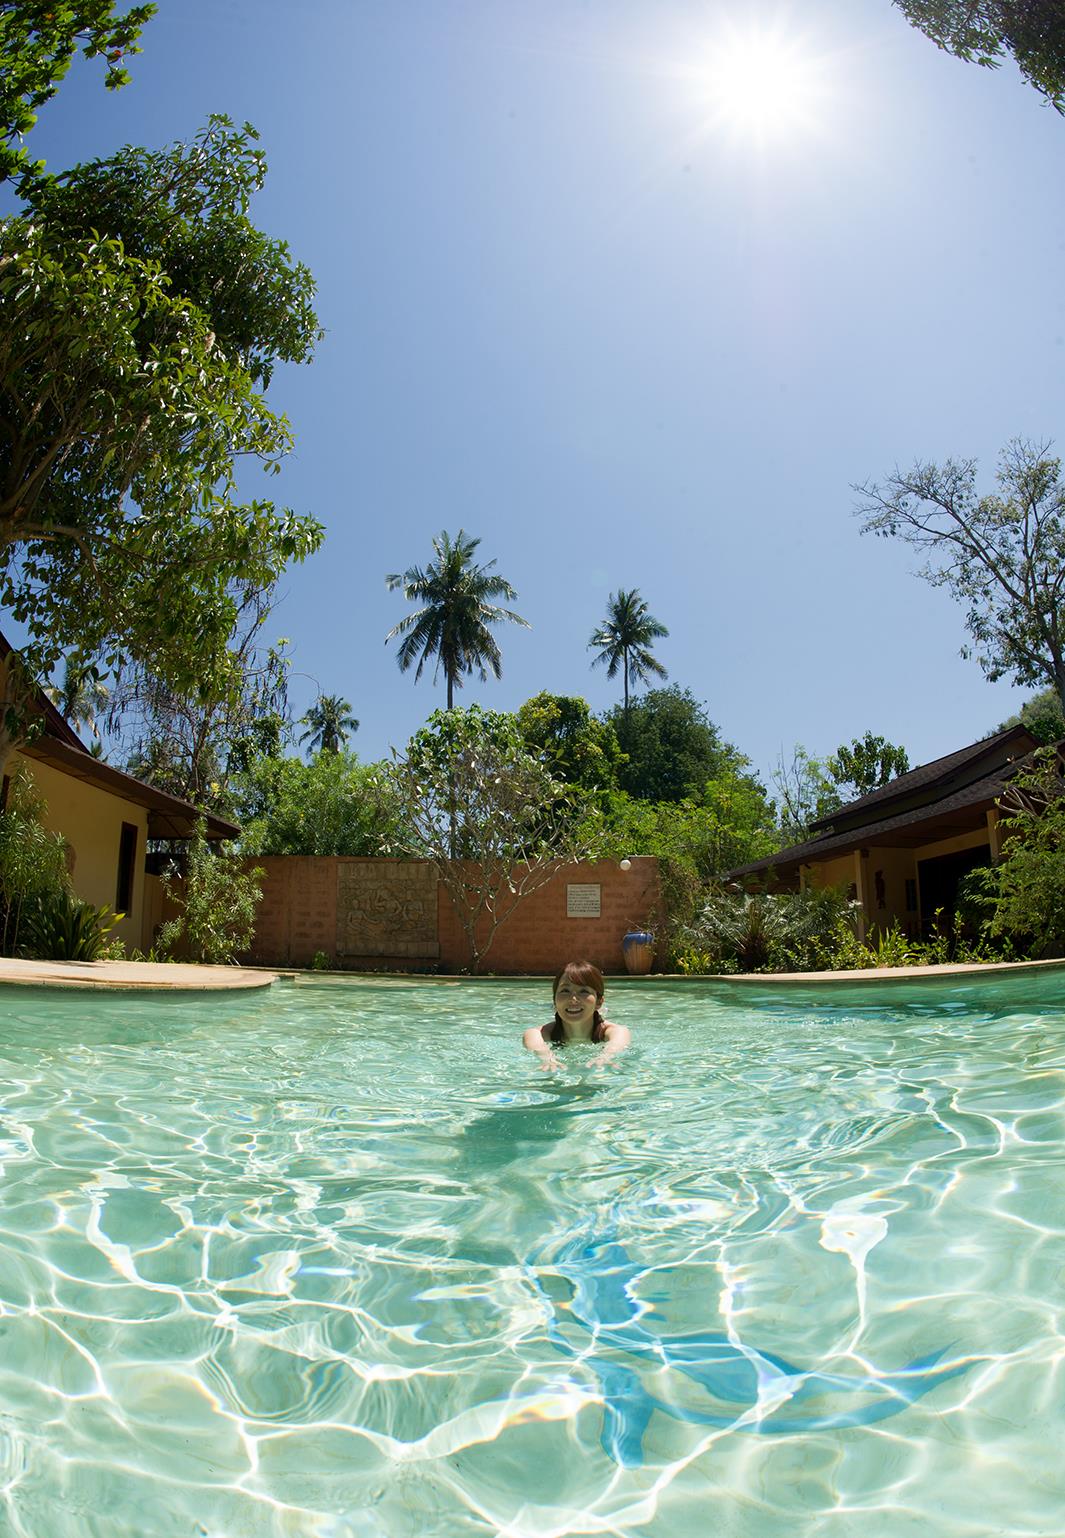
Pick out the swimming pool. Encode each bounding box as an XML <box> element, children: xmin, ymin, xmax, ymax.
<box><xmin>0</xmin><ymin>970</ymin><xmax>1063</xmax><ymax>1536</ymax></box>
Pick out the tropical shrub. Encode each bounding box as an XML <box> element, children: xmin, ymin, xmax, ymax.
<box><xmin>23</xmin><ymin>892</ymin><xmax>122</xmax><ymax>962</ymax></box>
<box><xmin>158</xmin><ymin>823</ymin><xmax>263</xmax><ymax>965</ymax></box>
<box><xmin>234</xmin><ymin>751</ymin><xmax>409</xmax><ymax>857</ymax></box>
<box><xmin>680</xmin><ymin>885</ymin><xmax>860</xmax><ymax>973</ymax></box>
<box><xmin>0</xmin><ymin>766</ymin><xmax>72</xmax><ymax>956</ymax></box>
<box><xmin>961</xmin><ymin>749</ymin><xmax>1065</xmax><ymax>956</ymax></box>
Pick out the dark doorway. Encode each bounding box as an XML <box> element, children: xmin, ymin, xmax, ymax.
<box><xmin>917</xmin><ymin>844</ymin><xmax>990</xmax><ymax>931</ymax></box>
<box><xmin>116</xmin><ymin>822</ymin><xmax>138</xmax><ymax>914</ymax></box>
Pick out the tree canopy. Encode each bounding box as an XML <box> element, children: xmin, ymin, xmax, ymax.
<box><xmin>0</xmin><ymin>115</ymin><xmax>322</xmax><ymax>769</ymax></box>
<box><xmin>895</xmin><ymin>1</ymin><xmax>1065</xmax><ymax>112</ymax></box>
<box><xmin>385</xmin><ymin>529</ymin><xmax>528</xmax><ymax>710</ymax></box>
<box><xmin>515</xmin><ymin>691</ymin><xmax>624</xmax><ymax>798</ymax></box>
<box><xmin>0</xmin><ymin>2</ymin><xmax>156</xmax><ymax>186</ymax></box>
<box><xmin>856</xmin><ymin>439</ymin><xmax>1065</xmax><ymax>714</ymax></box>
<box><xmin>827</xmin><ymin>731</ymin><xmax>910</xmax><ymax>801</ymax></box>
<box><xmin>299</xmin><ymin>694</ymin><xmax>359</xmax><ymax>755</ymax></box>
<box><xmin>235</xmin><ymin>751</ymin><xmax>407</xmax><ymax>858</ymax></box>
<box><xmin>588</xmin><ymin>588</ymin><xmax>668</xmax><ymax>719</ymax></box>
<box><xmin>996</xmin><ymin>685</ymin><xmax>1065</xmax><ymax>745</ymax></box>
<box><xmin>606</xmin><ymin>686</ymin><xmax>726</xmax><ymax>803</ymax></box>
<box><xmin>391</xmin><ymin>706</ymin><xmax>592</xmax><ymax>971</ymax></box>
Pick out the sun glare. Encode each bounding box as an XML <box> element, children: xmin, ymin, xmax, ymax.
<box><xmin>692</xmin><ymin>25</ymin><xmax>828</xmax><ymax>143</ymax></box>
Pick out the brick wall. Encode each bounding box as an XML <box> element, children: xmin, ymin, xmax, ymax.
<box><xmin>243</xmin><ymin>856</ymin><xmax>660</xmax><ymax>974</ymax></box>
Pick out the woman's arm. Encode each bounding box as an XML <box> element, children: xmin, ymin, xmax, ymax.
<box><xmin>591</xmin><ymin>1020</ymin><xmax>631</xmax><ymax>1067</ymax></box>
<box><xmin>522</xmin><ymin>1024</ymin><xmax>560</xmax><ymax>1071</ymax></box>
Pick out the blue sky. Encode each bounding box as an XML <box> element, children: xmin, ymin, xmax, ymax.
<box><xmin>15</xmin><ymin>0</ymin><xmax>1065</xmax><ymax>787</ymax></box>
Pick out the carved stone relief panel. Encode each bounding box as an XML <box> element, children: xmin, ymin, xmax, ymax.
<box><xmin>336</xmin><ymin>860</ymin><xmax>440</xmax><ymax>958</ymax></box>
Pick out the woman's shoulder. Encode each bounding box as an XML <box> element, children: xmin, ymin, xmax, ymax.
<box><xmin>523</xmin><ymin>1023</ymin><xmax>555</xmax><ymax>1048</ymax></box>
<box><xmin>601</xmin><ymin>1019</ymin><xmax>631</xmax><ymax>1042</ymax></box>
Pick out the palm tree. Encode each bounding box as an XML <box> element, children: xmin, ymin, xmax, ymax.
<box><xmin>300</xmin><ymin>694</ymin><xmax>359</xmax><ymax>755</ymax></box>
<box><xmin>588</xmin><ymin>589</ymin><xmax>669</xmax><ymax>721</ymax></box>
<box><xmin>46</xmin><ymin>658</ymin><xmax>109</xmax><ymax>743</ymax></box>
<box><xmin>385</xmin><ymin>530</ymin><xmax>530</xmax><ymax>708</ymax></box>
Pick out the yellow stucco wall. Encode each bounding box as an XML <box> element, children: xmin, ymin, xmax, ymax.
<box><xmin>11</xmin><ymin>753</ymin><xmax>148</xmax><ymax>949</ymax></box>
<box><xmin>802</xmin><ymin>823</ymin><xmax>994</xmax><ymax>933</ymax></box>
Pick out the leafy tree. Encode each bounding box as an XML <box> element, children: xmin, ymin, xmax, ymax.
<box><xmin>157</xmin><ymin>820</ymin><xmax>262</xmax><ymax>965</ymax></box>
<box><xmin>385</xmin><ymin>530</ymin><xmax>529</xmax><ymax>709</ymax></box>
<box><xmin>827</xmin><ymin>731</ymin><xmax>910</xmax><ymax>801</ymax></box>
<box><xmin>856</xmin><ymin>439</ymin><xmax>1065</xmax><ymax>714</ymax></box>
<box><xmin>515</xmin><ymin>691</ymin><xmax>624</xmax><ymax>798</ymax></box>
<box><xmin>964</xmin><ymin>747</ymin><xmax>1065</xmax><ymax>953</ymax></box>
<box><xmin>390</xmin><ymin>706</ymin><xmax>594</xmax><ymax>972</ymax></box>
<box><xmin>588</xmin><ymin>588</ymin><xmax>669</xmax><ymax>721</ymax></box>
<box><xmin>894</xmin><ymin>1</ymin><xmax>1065</xmax><ymax>112</ymax></box>
<box><xmin>0</xmin><ymin>1</ymin><xmax>156</xmax><ymax>186</ymax></box>
<box><xmin>606</xmin><ymin>686</ymin><xmax>724</xmax><ymax>802</ymax></box>
<box><xmin>995</xmin><ymin>685</ymin><xmax>1065</xmax><ymax>744</ymax></box>
<box><xmin>0</xmin><ymin>115</ymin><xmax>323</xmax><ymax>772</ymax></box>
<box><xmin>106</xmin><ymin>583</ymin><xmax>291</xmax><ymax>813</ymax></box>
<box><xmin>773</xmin><ymin>745</ymin><xmax>841</xmax><ymax>844</ymax></box>
<box><xmin>235</xmin><ymin>751</ymin><xmax>408</xmax><ymax>858</ymax></box>
<box><xmin>0</xmin><ymin>762</ymin><xmax>70</xmax><ymax>954</ymax></box>
<box><xmin>46</xmin><ymin>655</ymin><xmax>109</xmax><ymax>742</ymax></box>
<box><xmin>299</xmin><ymin>694</ymin><xmax>359</xmax><ymax>755</ymax></box>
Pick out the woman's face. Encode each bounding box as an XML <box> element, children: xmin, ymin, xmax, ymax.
<box><xmin>554</xmin><ymin>978</ymin><xmax>602</xmax><ymax>1031</ymax></box>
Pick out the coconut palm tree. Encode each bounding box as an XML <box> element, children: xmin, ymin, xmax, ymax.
<box><xmin>588</xmin><ymin>589</ymin><xmax>669</xmax><ymax>722</ymax></box>
<box><xmin>46</xmin><ymin>657</ymin><xmax>109</xmax><ymax>743</ymax></box>
<box><xmin>299</xmin><ymin>694</ymin><xmax>359</xmax><ymax>755</ymax></box>
<box><xmin>385</xmin><ymin>530</ymin><xmax>529</xmax><ymax>708</ymax></box>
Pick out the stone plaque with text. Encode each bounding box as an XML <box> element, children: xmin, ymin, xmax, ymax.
<box><xmin>567</xmin><ymin>883</ymin><xmax>601</xmax><ymax>918</ymax></box>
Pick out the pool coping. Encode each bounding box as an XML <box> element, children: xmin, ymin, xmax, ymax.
<box><xmin>0</xmin><ymin>957</ymin><xmax>278</xmax><ymax>992</ymax></box>
<box><xmin>3</xmin><ymin>955</ymin><xmax>1063</xmax><ymax>993</ymax></box>
<box><xmin>279</xmin><ymin>956</ymin><xmax>1065</xmax><ymax>987</ymax></box>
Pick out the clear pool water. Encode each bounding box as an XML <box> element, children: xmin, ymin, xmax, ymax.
<box><xmin>0</xmin><ymin>970</ymin><xmax>1063</xmax><ymax>1537</ymax></box>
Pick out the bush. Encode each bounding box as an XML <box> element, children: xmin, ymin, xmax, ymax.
<box><xmin>680</xmin><ymin>884</ymin><xmax>860</xmax><ymax>973</ymax></box>
<box><xmin>157</xmin><ymin>822</ymin><xmax>263</xmax><ymax>965</ymax></box>
<box><xmin>23</xmin><ymin>890</ymin><xmax>122</xmax><ymax>962</ymax></box>
<box><xmin>0</xmin><ymin>766</ymin><xmax>73</xmax><ymax>956</ymax></box>
<box><xmin>961</xmin><ymin>750</ymin><xmax>1065</xmax><ymax>957</ymax></box>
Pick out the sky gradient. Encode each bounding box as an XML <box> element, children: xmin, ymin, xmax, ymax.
<box><xmin>13</xmin><ymin>0</ymin><xmax>1065</xmax><ymax>787</ymax></box>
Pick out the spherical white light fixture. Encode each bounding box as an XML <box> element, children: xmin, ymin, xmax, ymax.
<box><xmin>620</xmin><ymin>858</ymin><xmax>632</xmax><ymax>872</ymax></box>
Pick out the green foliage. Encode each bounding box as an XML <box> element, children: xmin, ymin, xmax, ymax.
<box><xmin>111</xmin><ymin>585</ymin><xmax>291</xmax><ymax>813</ymax></box>
<box><xmin>588</xmin><ymin>588</ymin><xmax>669</xmax><ymax>717</ymax></box>
<box><xmin>827</xmin><ymin>731</ymin><xmax>910</xmax><ymax>800</ymax></box>
<box><xmin>894</xmin><ymin>1</ymin><xmax>1065</xmax><ymax>112</ymax></box>
<box><xmin>235</xmin><ymin>751</ymin><xmax>409</xmax><ymax>857</ymax></box>
<box><xmin>773</xmin><ymin>745</ymin><xmax>841</xmax><ymax>843</ymax></box>
<box><xmin>393</xmin><ymin>706</ymin><xmax>593</xmax><ymax>971</ymax></box>
<box><xmin>681</xmin><ymin>885</ymin><xmax>860</xmax><ymax>973</ymax></box>
<box><xmin>606</xmin><ymin>687</ymin><xmax>728</xmax><ymax>803</ymax></box>
<box><xmin>22</xmin><ymin>890</ymin><xmax>121</xmax><ymax>961</ymax></box>
<box><xmin>311</xmin><ymin>950</ymin><xmax>330</xmax><ymax>971</ymax></box>
<box><xmin>0</xmin><ymin>2</ymin><xmax>155</xmax><ymax>186</ymax></box>
<box><xmin>996</xmin><ymin>685</ymin><xmax>1065</xmax><ymax>745</ymax></box>
<box><xmin>0</xmin><ymin>763</ymin><xmax>71</xmax><ymax>953</ymax></box>
<box><xmin>857</xmin><ymin>440</ymin><xmax>1065</xmax><ymax>716</ymax></box>
<box><xmin>515</xmin><ymin>692</ymin><xmax>624</xmax><ymax>798</ymax></box>
<box><xmin>157</xmin><ymin>822</ymin><xmax>262</xmax><ymax>965</ymax></box>
<box><xmin>299</xmin><ymin>694</ymin><xmax>358</xmax><ymax>756</ymax></box>
<box><xmin>0</xmin><ymin>115</ymin><xmax>322</xmax><ymax>760</ymax></box>
<box><xmin>963</xmin><ymin>748</ymin><xmax>1065</xmax><ymax>954</ymax></box>
<box><xmin>385</xmin><ymin>530</ymin><xmax>529</xmax><ymax>710</ymax></box>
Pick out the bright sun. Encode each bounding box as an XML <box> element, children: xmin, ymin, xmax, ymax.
<box><xmin>693</xmin><ymin>26</ymin><xmax>827</xmax><ymax>141</ymax></box>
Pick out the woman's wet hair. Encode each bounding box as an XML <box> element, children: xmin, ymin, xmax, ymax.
<box><xmin>547</xmin><ymin>960</ymin><xmax>607</xmax><ymax>1044</ymax></box>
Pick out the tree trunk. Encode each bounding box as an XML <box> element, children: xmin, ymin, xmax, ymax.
<box><xmin>623</xmin><ymin>652</ymin><xmax>629</xmax><ymax>723</ymax></box>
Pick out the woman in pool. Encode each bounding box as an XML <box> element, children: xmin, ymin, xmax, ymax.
<box><xmin>523</xmin><ymin>961</ymin><xmax>631</xmax><ymax>1069</ymax></box>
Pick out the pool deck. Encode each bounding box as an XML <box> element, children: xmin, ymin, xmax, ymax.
<box><xmin>0</xmin><ymin>957</ymin><xmax>278</xmax><ymax>991</ymax></box>
<box><xmin>0</xmin><ymin>955</ymin><xmax>1062</xmax><ymax>993</ymax></box>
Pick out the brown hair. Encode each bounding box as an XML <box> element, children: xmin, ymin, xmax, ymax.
<box><xmin>546</xmin><ymin>961</ymin><xmax>607</xmax><ymax>1045</ymax></box>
